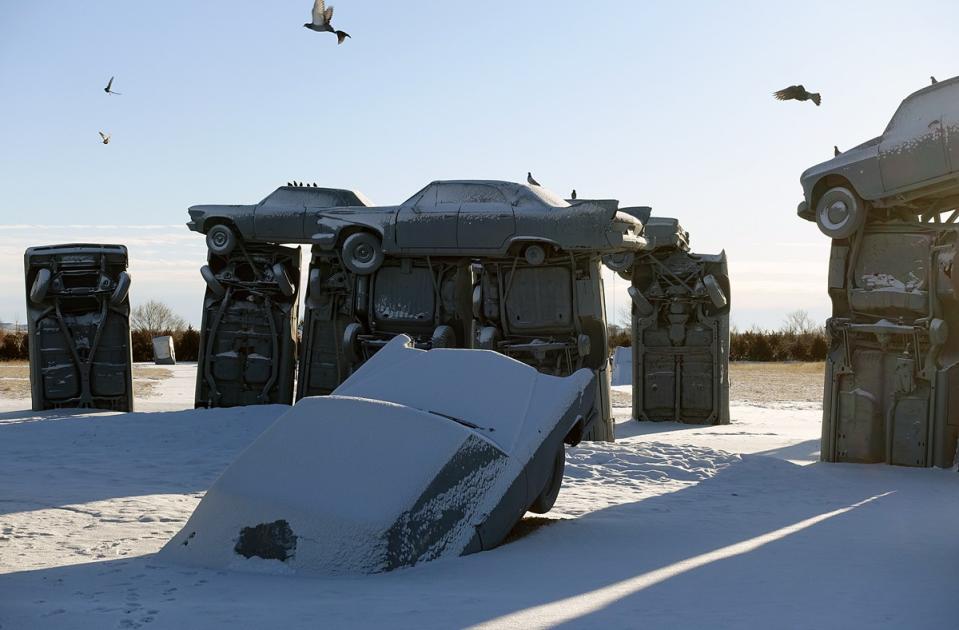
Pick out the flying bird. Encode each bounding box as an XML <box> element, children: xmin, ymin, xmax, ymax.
<box><xmin>304</xmin><ymin>0</ymin><xmax>351</xmax><ymax>44</ymax></box>
<box><xmin>931</xmin><ymin>76</ymin><xmax>938</xmax><ymax>85</ymax></box>
<box><xmin>98</xmin><ymin>131</ymin><xmax>111</xmax><ymax>145</ymax></box>
<box><xmin>834</xmin><ymin>145</ymin><xmax>840</xmax><ymax>157</ymax></box>
<box><xmin>104</xmin><ymin>76</ymin><xmax>121</xmax><ymax>95</ymax></box>
<box><xmin>527</xmin><ymin>172</ymin><xmax>541</xmax><ymax>186</ymax></box>
<box><xmin>571</xmin><ymin>189</ymin><xmax>577</xmax><ymax>200</ymax></box>
<box><xmin>773</xmin><ymin>85</ymin><xmax>821</xmax><ymax>106</ymax></box>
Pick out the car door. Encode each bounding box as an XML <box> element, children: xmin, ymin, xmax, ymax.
<box><xmin>879</xmin><ymin>86</ymin><xmax>951</xmax><ymax>192</ymax></box>
<box><xmin>456</xmin><ymin>184</ymin><xmax>516</xmax><ymax>250</ymax></box>
<box><xmin>255</xmin><ymin>188</ymin><xmax>309</xmax><ymax>242</ymax></box>
<box><xmin>941</xmin><ymin>84</ymin><xmax>959</xmax><ymax>172</ymax></box>
<box><xmin>395</xmin><ymin>184</ymin><xmax>459</xmax><ymax>250</ymax></box>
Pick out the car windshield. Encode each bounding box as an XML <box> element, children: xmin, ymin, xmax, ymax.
<box><xmin>884</xmin><ymin>82</ymin><xmax>959</xmax><ymax>134</ymax></box>
<box><xmin>524</xmin><ymin>185</ymin><xmax>570</xmax><ymax>208</ymax></box>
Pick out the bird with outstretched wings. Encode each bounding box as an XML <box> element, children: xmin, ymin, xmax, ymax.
<box><xmin>104</xmin><ymin>76</ymin><xmax>121</xmax><ymax>95</ymax></box>
<box><xmin>773</xmin><ymin>84</ymin><xmax>821</xmax><ymax>106</ymax></box>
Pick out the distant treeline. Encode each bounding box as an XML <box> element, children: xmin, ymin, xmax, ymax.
<box><xmin>608</xmin><ymin>310</ymin><xmax>829</xmax><ymax>362</ymax></box>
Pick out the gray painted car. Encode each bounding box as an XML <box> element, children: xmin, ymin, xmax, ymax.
<box><xmin>187</xmin><ymin>185</ymin><xmax>372</xmax><ymax>255</ymax></box>
<box><xmin>313</xmin><ymin>180</ymin><xmax>647</xmax><ymax>274</ymax></box>
<box><xmin>798</xmin><ymin>76</ymin><xmax>959</xmax><ymax>238</ymax></box>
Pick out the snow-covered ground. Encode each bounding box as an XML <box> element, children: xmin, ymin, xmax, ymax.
<box><xmin>0</xmin><ymin>363</ymin><xmax>956</xmax><ymax>629</ymax></box>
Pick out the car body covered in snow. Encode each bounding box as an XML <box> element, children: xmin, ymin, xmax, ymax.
<box><xmin>163</xmin><ymin>335</ymin><xmax>595</xmax><ymax>574</ymax></box>
<box><xmin>798</xmin><ymin>76</ymin><xmax>959</xmax><ymax>238</ymax></box>
<box><xmin>314</xmin><ymin>180</ymin><xmax>647</xmax><ymax>274</ymax></box>
<box><xmin>186</xmin><ymin>185</ymin><xmax>372</xmax><ymax>254</ymax></box>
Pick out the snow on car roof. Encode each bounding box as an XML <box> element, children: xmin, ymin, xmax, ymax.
<box><xmin>424</xmin><ymin>180</ymin><xmax>571</xmax><ymax>208</ymax></box>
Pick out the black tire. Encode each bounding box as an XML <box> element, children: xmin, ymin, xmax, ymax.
<box><xmin>342</xmin><ymin>322</ymin><xmax>363</xmax><ymax>363</ymax></box>
<box><xmin>703</xmin><ymin>274</ymin><xmax>727</xmax><ymax>309</ymax></box>
<box><xmin>524</xmin><ymin>244</ymin><xmax>546</xmax><ymax>266</ymax></box>
<box><xmin>200</xmin><ymin>265</ymin><xmax>226</xmax><ymax>298</ymax></box>
<box><xmin>815</xmin><ymin>186</ymin><xmax>866</xmax><ymax>239</ymax></box>
<box><xmin>341</xmin><ymin>232</ymin><xmax>384</xmax><ymax>275</ymax></box>
<box><xmin>206</xmin><ymin>224</ymin><xmax>238</xmax><ymax>256</ymax></box>
<box><xmin>476</xmin><ymin>325</ymin><xmax>501</xmax><ymax>350</ymax></box>
<box><xmin>602</xmin><ymin>251</ymin><xmax>635</xmax><ymax>274</ymax></box>
<box><xmin>272</xmin><ymin>263</ymin><xmax>294</xmax><ymax>297</ymax></box>
<box><xmin>29</xmin><ymin>268</ymin><xmax>51</xmax><ymax>305</ymax></box>
<box><xmin>431</xmin><ymin>324</ymin><xmax>456</xmax><ymax>349</ymax></box>
<box><xmin>109</xmin><ymin>271</ymin><xmax>131</xmax><ymax>306</ymax></box>
<box><xmin>529</xmin><ymin>446</ymin><xmax>565</xmax><ymax>514</ymax></box>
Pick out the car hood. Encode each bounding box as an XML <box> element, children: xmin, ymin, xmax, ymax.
<box><xmin>186</xmin><ymin>204</ymin><xmax>256</xmax><ymax>232</ymax></box>
<box><xmin>800</xmin><ymin>136</ymin><xmax>881</xmax><ymax>193</ymax></box>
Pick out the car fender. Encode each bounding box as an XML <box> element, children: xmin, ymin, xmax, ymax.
<box><xmin>800</xmin><ymin>139</ymin><xmax>883</xmax><ymax>206</ymax></box>
<box><xmin>312</xmin><ymin>214</ymin><xmax>390</xmax><ymax>250</ymax></box>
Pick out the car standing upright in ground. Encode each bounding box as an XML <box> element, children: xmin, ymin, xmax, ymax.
<box><xmin>799</xmin><ymin>75</ymin><xmax>959</xmax><ymax>239</ymax></box>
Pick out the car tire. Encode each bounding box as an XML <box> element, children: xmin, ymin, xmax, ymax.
<box><xmin>206</xmin><ymin>224</ymin><xmax>238</xmax><ymax>256</ymax></box>
<box><xmin>342</xmin><ymin>322</ymin><xmax>363</xmax><ymax>363</ymax></box>
<box><xmin>815</xmin><ymin>187</ymin><xmax>867</xmax><ymax>239</ymax></box>
<box><xmin>341</xmin><ymin>232</ymin><xmax>384</xmax><ymax>275</ymax></box>
<box><xmin>529</xmin><ymin>446</ymin><xmax>565</xmax><ymax>514</ymax></box>
<box><xmin>602</xmin><ymin>251</ymin><xmax>635</xmax><ymax>274</ymax></box>
<box><xmin>524</xmin><ymin>244</ymin><xmax>547</xmax><ymax>266</ymax></box>
<box><xmin>109</xmin><ymin>271</ymin><xmax>131</xmax><ymax>306</ymax></box>
<box><xmin>29</xmin><ymin>268</ymin><xmax>52</xmax><ymax>305</ymax></box>
<box><xmin>477</xmin><ymin>326</ymin><xmax>501</xmax><ymax>350</ymax></box>
<box><xmin>272</xmin><ymin>263</ymin><xmax>294</xmax><ymax>297</ymax></box>
<box><xmin>431</xmin><ymin>324</ymin><xmax>456</xmax><ymax>349</ymax></box>
<box><xmin>200</xmin><ymin>265</ymin><xmax>226</xmax><ymax>298</ymax></box>
<box><xmin>703</xmin><ymin>274</ymin><xmax>727</xmax><ymax>310</ymax></box>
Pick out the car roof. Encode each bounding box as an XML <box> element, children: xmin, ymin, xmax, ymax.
<box><xmin>899</xmin><ymin>75</ymin><xmax>959</xmax><ymax>104</ymax></box>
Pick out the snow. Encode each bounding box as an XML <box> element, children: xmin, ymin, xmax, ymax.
<box><xmin>610</xmin><ymin>346</ymin><xmax>632</xmax><ymax>386</ymax></box>
<box><xmin>0</xmin><ymin>361</ymin><xmax>957</xmax><ymax>629</ymax></box>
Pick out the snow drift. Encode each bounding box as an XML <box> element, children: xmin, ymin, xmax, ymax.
<box><xmin>161</xmin><ymin>335</ymin><xmax>595</xmax><ymax>574</ymax></box>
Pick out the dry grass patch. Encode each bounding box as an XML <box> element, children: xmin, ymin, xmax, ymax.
<box><xmin>0</xmin><ymin>362</ymin><xmax>173</xmax><ymax>400</ymax></box>
<box><xmin>730</xmin><ymin>361</ymin><xmax>825</xmax><ymax>404</ymax></box>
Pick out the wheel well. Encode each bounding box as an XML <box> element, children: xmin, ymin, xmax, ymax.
<box><xmin>203</xmin><ymin>217</ymin><xmax>237</xmax><ymax>234</ymax></box>
<box><xmin>337</xmin><ymin>226</ymin><xmax>380</xmax><ymax>248</ymax></box>
<box><xmin>507</xmin><ymin>239</ymin><xmax>559</xmax><ymax>257</ymax></box>
<box><xmin>811</xmin><ymin>175</ymin><xmax>856</xmax><ymax>211</ymax></box>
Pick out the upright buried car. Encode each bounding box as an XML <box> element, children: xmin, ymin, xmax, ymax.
<box><xmin>24</xmin><ymin>244</ymin><xmax>133</xmax><ymax>411</ymax></box>
<box><xmin>799</xmin><ymin>76</ymin><xmax>959</xmax><ymax>238</ymax></box>
<box><xmin>314</xmin><ymin>180</ymin><xmax>646</xmax><ymax>274</ymax></box>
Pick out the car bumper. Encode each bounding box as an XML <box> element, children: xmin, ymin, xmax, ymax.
<box><xmin>797</xmin><ymin>200</ymin><xmax>814</xmax><ymax>222</ymax></box>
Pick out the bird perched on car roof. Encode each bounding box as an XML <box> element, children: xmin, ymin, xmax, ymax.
<box><xmin>571</xmin><ymin>189</ymin><xmax>577</xmax><ymax>200</ymax></box>
<box><xmin>931</xmin><ymin>76</ymin><xmax>938</xmax><ymax>85</ymax></box>
<box><xmin>773</xmin><ymin>85</ymin><xmax>821</xmax><ymax>106</ymax></box>
<box><xmin>304</xmin><ymin>0</ymin><xmax>351</xmax><ymax>44</ymax></box>
<box><xmin>527</xmin><ymin>172</ymin><xmax>541</xmax><ymax>186</ymax></box>
<box><xmin>834</xmin><ymin>145</ymin><xmax>840</xmax><ymax>157</ymax></box>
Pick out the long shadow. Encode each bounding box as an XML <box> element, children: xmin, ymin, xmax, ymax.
<box><xmin>755</xmin><ymin>437</ymin><xmax>821</xmax><ymax>462</ymax></box>
<box><xmin>614</xmin><ymin>418</ymin><xmax>704</xmax><ymax>439</ymax></box>
<box><xmin>3</xmin><ymin>453</ymin><xmax>954</xmax><ymax>629</ymax></box>
<box><xmin>0</xmin><ymin>405</ymin><xmax>284</xmax><ymax>514</ymax></box>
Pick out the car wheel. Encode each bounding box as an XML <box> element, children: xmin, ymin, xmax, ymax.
<box><xmin>206</xmin><ymin>224</ymin><xmax>238</xmax><ymax>256</ymax></box>
<box><xmin>29</xmin><ymin>268</ymin><xmax>52</xmax><ymax>305</ymax></box>
<box><xmin>524</xmin><ymin>244</ymin><xmax>546</xmax><ymax>266</ymax></box>
<box><xmin>431</xmin><ymin>324</ymin><xmax>456</xmax><ymax>349</ymax></box>
<box><xmin>477</xmin><ymin>326</ymin><xmax>501</xmax><ymax>350</ymax></box>
<box><xmin>272</xmin><ymin>263</ymin><xmax>294</xmax><ymax>297</ymax></box>
<box><xmin>529</xmin><ymin>446</ymin><xmax>565</xmax><ymax>514</ymax></box>
<box><xmin>815</xmin><ymin>187</ymin><xmax>866</xmax><ymax>239</ymax></box>
<box><xmin>109</xmin><ymin>271</ymin><xmax>131</xmax><ymax>306</ymax></box>
<box><xmin>342</xmin><ymin>322</ymin><xmax>363</xmax><ymax>363</ymax></box>
<box><xmin>341</xmin><ymin>232</ymin><xmax>384</xmax><ymax>275</ymax></box>
<box><xmin>200</xmin><ymin>265</ymin><xmax>226</xmax><ymax>298</ymax></box>
<box><xmin>602</xmin><ymin>251</ymin><xmax>635</xmax><ymax>274</ymax></box>
<box><xmin>702</xmin><ymin>274</ymin><xmax>728</xmax><ymax>309</ymax></box>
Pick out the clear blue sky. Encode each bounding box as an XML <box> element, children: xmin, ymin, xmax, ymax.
<box><xmin>1</xmin><ymin>1</ymin><xmax>957</xmax><ymax>327</ymax></box>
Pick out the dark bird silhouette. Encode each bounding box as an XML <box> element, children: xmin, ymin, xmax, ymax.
<box><xmin>773</xmin><ymin>85</ymin><xmax>821</xmax><ymax>106</ymax></box>
<box><xmin>931</xmin><ymin>76</ymin><xmax>938</xmax><ymax>85</ymax></box>
<box><xmin>287</xmin><ymin>182</ymin><xmax>292</xmax><ymax>186</ymax></box>
<box><xmin>834</xmin><ymin>145</ymin><xmax>840</xmax><ymax>157</ymax></box>
<box><xmin>304</xmin><ymin>0</ymin><xmax>350</xmax><ymax>44</ymax></box>
<box><xmin>104</xmin><ymin>76</ymin><xmax>121</xmax><ymax>95</ymax></box>
<box><xmin>571</xmin><ymin>189</ymin><xmax>577</xmax><ymax>200</ymax></box>
<box><xmin>312</xmin><ymin>182</ymin><xmax>318</xmax><ymax>187</ymax></box>
<box><xmin>98</xmin><ymin>131</ymin><xmax>110</xmax><ymax>145</ymax></box>
<box><xmin>527</xmin><ymin>172</ymin><xmax>541</xmax><ymax>187</ymax></box>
